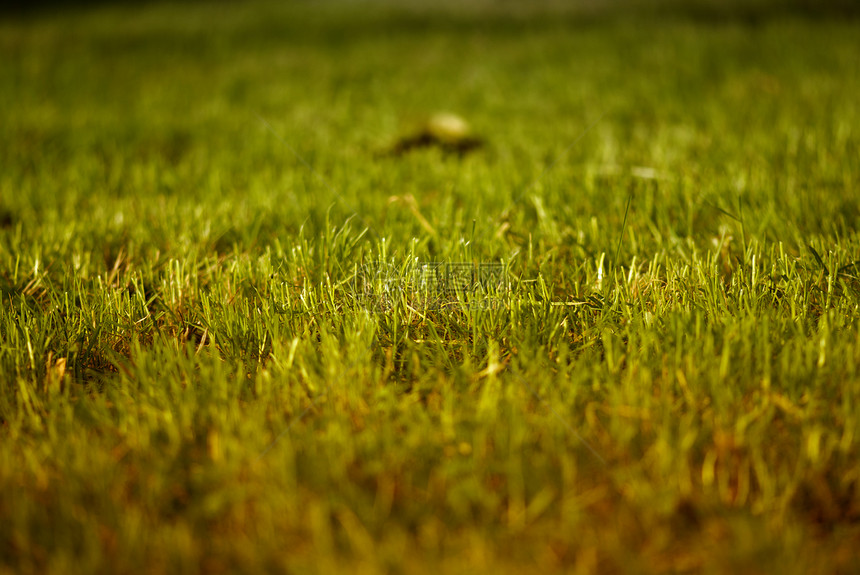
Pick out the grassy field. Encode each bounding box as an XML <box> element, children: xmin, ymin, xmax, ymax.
<box><xmin>2</xmin><ymin>1</ymin><xmax>860</xmax><ymax>573</ymax></box>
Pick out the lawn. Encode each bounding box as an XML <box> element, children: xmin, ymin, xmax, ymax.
<box><xmin>1</xmin><ymin>1</ymin><xmax>859</xmax><ymax>573</ymax></box>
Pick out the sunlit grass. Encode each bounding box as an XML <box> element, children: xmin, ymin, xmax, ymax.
<box><xmin>1</xmin><ymin>1</ymin><xmax>859</xmax><ymax>573</ymax></box>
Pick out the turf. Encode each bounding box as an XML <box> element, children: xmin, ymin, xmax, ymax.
<box><xmin>1</xmin><ymin>1</ymin><xmax>860</xmax><ymax>573</ymax></box>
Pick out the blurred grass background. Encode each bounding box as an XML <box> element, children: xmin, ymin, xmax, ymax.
<box><xmin>1</xmin><ymin>1</ymin><xmax>860</xmax><ymax>574</ymax></box>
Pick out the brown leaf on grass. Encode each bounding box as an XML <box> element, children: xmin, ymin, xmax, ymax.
<box><xmin>44</xmin><ymin>352</ymin><xmax>66</xmax><ymax>394</ymax></box>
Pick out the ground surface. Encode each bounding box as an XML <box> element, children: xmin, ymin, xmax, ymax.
<box><xmin>1</xmin><ymin>1</ymin><xmax>860</xmax><ymax>573</ymax></box>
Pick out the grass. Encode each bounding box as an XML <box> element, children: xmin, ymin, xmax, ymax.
<box><xmin>1</xmin><ymin>1</ymin><xmax>860</xmax><ymax>573</ymax></box>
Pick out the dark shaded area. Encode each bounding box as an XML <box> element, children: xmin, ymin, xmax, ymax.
<box><xmin>4</xmin><ymin>0</ymin><xmax>860</xmax><ymax>21</ymax></box>
<box><xmin>0</xmin><ymin>209</ymin><xmax>15</xmax><ymax>230</ymax></box>
<box><xmin>2</xmin><ymin>0</ymin><xmax>120</xmax><ymax>15</ymax></box>
<box><xmin>386</xmin><ymin>132</ymin><xmax>483</xmax><ymax>157</ymax></box>
<box><xmin>635</xmin><ymin>0</ymin><xmax>860</xmax><ymax>23</ymax></box>
<box><xmin>1</xmin><ymin>0</ymin><xmax>219</xmax><ymax>16</ymax></box>
<box><xmin>4</xmin><ymin>0</ymin><xmax>117</xmax><ymax>12</ymax></box>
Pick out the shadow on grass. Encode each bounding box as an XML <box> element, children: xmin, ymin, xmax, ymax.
<box><xmin>5</xmin><ymin>0</ymin><xmax>860</xmax><ymax>23</ymax></box>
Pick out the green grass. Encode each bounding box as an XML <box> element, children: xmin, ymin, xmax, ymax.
<box><xmin>2</xmin><ymin>1</ymin><xmax>860</xmax><ymax>573</ymax></box>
